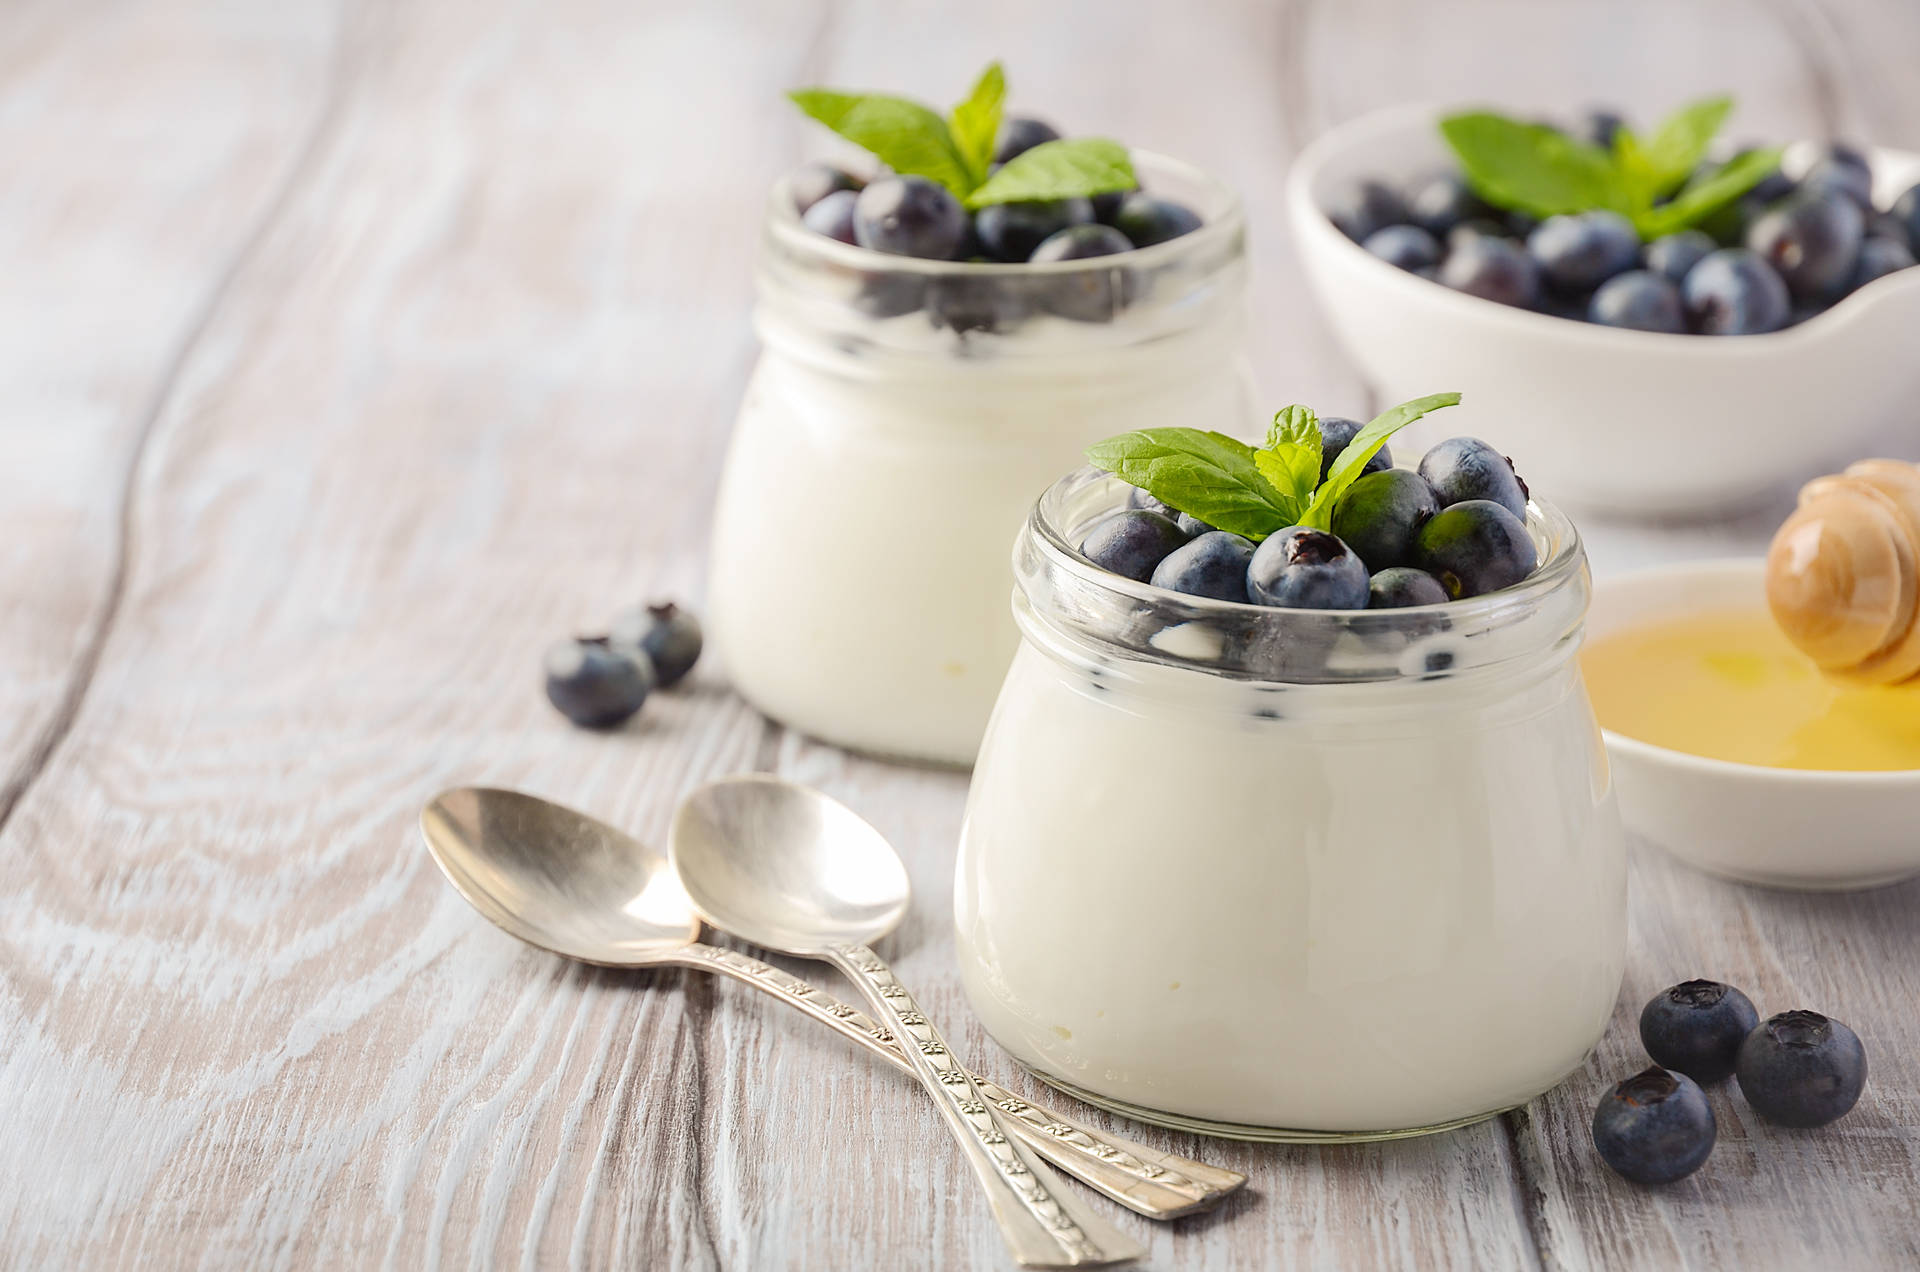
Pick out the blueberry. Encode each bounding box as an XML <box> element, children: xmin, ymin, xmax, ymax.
<box><xmin>925</xmin><ymin>273</ymin><xmax>1031</xmax><ymax>334</ymax></box>
<box><xmin>1736</xmin><ymin>1010</ymin><xmax>1868</xmax><ymax>1128</ymax></box>
<box><xmin>1642</xmin><ymin>230</ymin><xmax>1717</xmax><ymax>284</ymax></box>
<box><xmin>1328</xmin><ymin>180</ymin><xmax>1411</xmax><ymax>243</ymax></box>
<box><xmin>973</xmin><ymin>198</ymin><xmax>1094</xmax><ymax>263</ymax></box>
<box><xmin>1447</xmin><ymin>218</ymin><xmax>1517</xmax><ymax>249</ymax></box>
<box><xmin>1368</xmin><ymin>566</ymin><xmax>1450</xmax><ymax>608</ymax></box>
<box><xmin>1416</xmin><ymin>437</ymin><xmax>1529</xmax><ymax>517</ymax></box>
<box><xmin>1889</xmin><ymin>183</ymin><xmax>1920</xmax><ymax>253</ymax></box>
<box><xmin>1174</xmin><ymin>512</ymin><xmax>1215</xmax><ymax>537</ymax></box>
<box><xmin>852</xmin><ymin>176</ymin><xmax>969</xmax><ymax>260</ymax></box>
<box><xmin>1591</xmin><ymin>1066</ymin><xmax>1716</xmax><ymax>1185</ymax></box>
<box><xmin>1638</xmin><ymin>980</ymin><xmax>1761</xmax><ymax>1084</ymax></box>
<box><xmin>1746</xmin><ymin>190</ymin><xmax>1864</xmax><ymax>300</ymax></box>
<box><xmin>1502</xmin><ymin>208</ymin><xmax>1541</xmax><ymax>239</ymax></box>
<box><xmin>1363</xmin><ymin>225</ymin><xmax>1442</xmax><ymax>272</ymax></box>
<box><xmin>1151</xmin><ymin>531</ymin><xmax>1255</xmax><ymax>603</ymax></box>
<box><xmin>544</xmin><ymin>637</ymin><xmax>653</xmax><ymax>728</ymax></box>
<box><xmin>1317</xmin><ymin>416</ymin><xmax>1392</xmax><ymax>481</ymax></box>
<box><xmin>1853</xmin><ymin>234</ymin><xmax>1916</xmax><ymax>288</ymax></box>
<box><xmin>1438</xmin><ymin>235</ymin><xmax>1541</xmax><ymax>308</ymax></box>
<box><xmin>1330</xmin><ymin>468</ymin><xmax>1440</xmax><ymax>572</ymax></box>
<box><xmin>1127</xmin><ymin>487</ymin><xmax>1179</xmax><ymax>519</ymax></box>
<box><xmin>1091</xmin><ymin>182</ymin><xmax>1138</xmax><ymax>224</ymax></box>
<box><xmin>1029</xmin><ymin>223</ymin><xmax>1134</xmax><ymax>322</ymax></box>
<box><xmin>1589</xmin><ymin>270</ymin><xmax>1685</xmax><ymax>332</ymax></box>
<box><xmin>1080</xmin><ymin>510</ymin><xmax>1189</xmax><ymax>582</ymax></box>
<box><xmin>1528</xmin><ymin>211</ymin><xmax>1640</xmax><ymax>292</ymax></box>
<box><xmin>853</xmin><ymin>271</ymin><xmax>930</xmax><ymax>319</ymax></box>
<box><xmin>610</xmin><ymin>601</ymin><xmax>704</xmax><ymax>687</ymax></box>
<box><xmin>1111</xmin><ymin>194</ymin><xmax>1203</xmax><ymax>248</ymax></box>
<box><xmin>801</xmin><ymin>188</ymin><xmax>859</xmax><ymax>244</ymax></box>
<box><xmin>1416</xmin><ymin>500</ymin><xmax>1538</xmax><ymax>599</ymax></box>
<box><xmin>791</xmin><ymin>162</ymin><xmax>863</xmax><ymax>214</ymax></box>
<box><xmin>1682</xmin><ymin>249</ymin><xmax>1792</xmax><ymax>335</ymax></box>
<box><xmin>993</xmin><ymin>116</ymin><xmax>1060</xmax><ymax>164</ymax></box>
<box><xmin>1799</xmin><ymin>147</ymin><xmax>1873</xmax><ymax>207</ymax></box>
<box><xmin>1578</xmin><ymin>107</ymin><xmax>1628</xmax><ymax>150</ymax></box>
<box><xmin>1247</xmin><ymin>528</ymin><xmax>1370</xmax><ymax>610</ymax></box>
<box><xmin>1406</xmin><ymin>173</ymin><xmax>1494</xmax><ymax>237</ymax></box>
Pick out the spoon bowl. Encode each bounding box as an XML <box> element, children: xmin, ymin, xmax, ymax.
<box><xmin>670</xmin><ymin>774</ymin><xmax>910</xmax><ymax>955</ymax></box>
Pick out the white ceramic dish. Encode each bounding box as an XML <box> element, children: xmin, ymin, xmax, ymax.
<box><xmin>1287</xmin><ymin>104</ymin><xmax>1920</xmax><ymax>516</ymax></box>
<box><xmin>1589</xmin><ymin>558</ymin><xmax>1920</xmax><ymax>890</ymax></box>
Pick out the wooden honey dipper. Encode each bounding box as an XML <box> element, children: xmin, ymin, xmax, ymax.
<box><xmin>1766</xmin><ymin>458</ymin><xmax>1920</xmax><ymax>685</ymax></box>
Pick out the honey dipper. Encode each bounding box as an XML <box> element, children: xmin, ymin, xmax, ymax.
<box><xmin>1766</xmin><ymin>459</ymin><xmax>1920</xmax><ymax>684</ymax></box>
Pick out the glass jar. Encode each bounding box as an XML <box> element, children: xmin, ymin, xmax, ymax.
<box><xmin>708</xmin><ymin>156</ymin><xmax>1252</xmax><ymax>767</ymax></box>
<box><xmin>955</xmin><ymin>468</ymin><xmax>1627</xmax><ymax>1140</ymax></box>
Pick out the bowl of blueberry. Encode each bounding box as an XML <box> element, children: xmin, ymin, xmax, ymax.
<box><xmin>1286</xmin><ymin>100</ymin><xmax>1920</xmax><ymax>515</ymax></box>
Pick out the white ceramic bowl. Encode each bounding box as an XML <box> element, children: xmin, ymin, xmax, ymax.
<box><xmin>1287</xmin><ymin>105</ymin><xmax>1920</xmax><ymax>516</ymax></box>
<box><xmin>1588</xmin><ymin>558</ymin><xmax>1920</xmax><ymax>890</ymax></box>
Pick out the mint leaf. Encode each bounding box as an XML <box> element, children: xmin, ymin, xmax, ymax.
<box><xmin>1253</xmin><ymin>406</ymin><xmax>1322</xmax><ymax>512</ymax></box>
<box><xmin>1300</xmin><ymin>392</ymin><xmax>1462</xmax><ymax>530</ymax></box>
<box><xmin>1440</xmin><ymin>112</ymin><xmax>1628</xmax><ymax>218</ymax></box>
<box><xmin>1637</xmin><ymin>145</ymin><xmax>1784</xmax><ymax>238</ymax></box>
<box><xmin>1085</xmin><ymin>429</ymin><xmax>1293</xmax><ymax>540</ymax></box>
<box><xmin>947</xmin><ymin>62</ymin><xmax>1005</xmax><ymax>190</ymax></box>
<box><xmin>1609</xmin><ymin>128</ymin><xmax>1662</xmax><ymax>210</ymax></box>
<box><xmin>788</xmin><ymin>89</ymin><xmax>972</xmax><ymax>196</ymax></box>
<box><xmin>1640</xmin><ymin>96</ymin><xmax>1732</xmax><ymax>194</ymax></box>
<box><xmin>969</xmin><ymin>138</ymin><xmax>1136</xmax><ymax>208</ymax></box>
<box><xmin>1265</xmin><ymin>405</ymin><xmax>1320</xmax><ymax>453</ymax></box>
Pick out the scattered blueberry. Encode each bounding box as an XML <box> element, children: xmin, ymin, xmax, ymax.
<box><xmin>1364</xmin><ymin>224</ymin><xmax>1442</xmax><ymax>272</ymax></box>
<box><xmin>1407</xmin><ymin>173</ymin><xmax>1494</xmax><ymax>237</ymax></box>
<box><xmin>1642</xmin><ymin>230</ymin><xmax>1717</xmax><ymax>284</ymax></box>
<box><xmin>1329</xmin><ymin>179</ymin><xmax>1411</xmax><ymax>244</ymax></box>
<box><xmin>544</xmin><ymin>637</ymin><xmax>653</xmax><ymax>728</ymax></box>
<box><xmin>1799</xmin><ymin>147</ymin><xmax>1873</xmax><ymax>207</ymax></box>
<box><xmin>791</xmin><ymin>162</ymin><xmax>862</xmax><ymax>214</ymax></box>
<box><xmin>1682</xmin><ymin>248</ymin><xmax>1791</xmax><ymax>335</ymax></box>
<box><xmin>1029</xmin><ymin>223</ymin><xmax>1134</xmax><ymax>321</ymax></box>
<box><xmin>976</xmin><ymin>197</ymin><xmax>1094</xmax><ymax>263</ymax></box>
<box><xmin>1174</xmin><ymin>511</ymin><xmax>1215</xmax><ymax>537</ymax></box>
<box><xmin>1127</xmin><ymin>487</ymin><xmax>1180</xmax><ymax>520</ymax></box>
<box><xmin>1747</xmin><ymin>190</ymin><xmax>1864</xmax><ymax>300</ymax></box>
<box><xmin>1317</xmin><ymin>417</ymin><xmax>1393</xmax><ymax>482</ymax></box>
<box><xmin>1438</xmin><ymin>235</ymin><xmax>1541</xmax><ymax>308</ymax></box>
<box><xmin>1589</xmin><ymin>270</ymin><xmax>1685</xmax><ymax>332</ymax></box>
<box><xmin>1415</xmin><ymin>500</ymin><xmax>1538</xmax><ymax>599</ymax></box>
<box><xmin>1111</xmin><ymin>193</ymin><xmax>1203</xmax><ymax>248</ymax></box>
<box><xmin>1853</xmin><ymin>234</ymin><xmax>1916</xmax><ymax>288</ymax></box>
<box><xmin>610</xmin><ymin>601</ymin><xmax>704</xmax><ymax>687</ymax></box>
<box><xmin>852</xmin><ymin>176</ymin><xmax>969</xmax><ymax>260</ymax></box>
<box><xmin>1591</xmin><ymin>1066</ymin><xmax>1717</xmax><ymax>1185</ymax></box>
<box><xmin>1638</xmin><ymin>980</ymin><xmax>1760</xmax><ymax>1085</ymax></box>
<box><xmin>1736</xmin><ymin>1010</ymin><xmax>1868</xmax><ymax>1128</ymax></box>
<box><xmin>1889</xmin><ymin>183</ymin><xmax>1920</xmax><ymax>252</ymax></box>
<box><xmin>1080</xmin><ymin>510</ymin><xmax>1189</xmax><ymax>582</ymax></box>
<box><xmin>801</xmin><ymin>188</ymin><xmax>859</xmax><ymax>244</ymax></box>
<box><xmin>1090</xmin><ymin>182</ymin><xmax>1137</xmax><ymax>224</ymax></box>
<box><xmin>1368</xmin><ymin>566</ymin><xmax>1450</xmax><ymax>608</ymax></box>
<box><xmin>1151</xmin><ymin>531</ymin><xmax>1255</xmax><ymax>603</ymax></box>
<box><xmin>1528</xmin><ymin>211</ymin><xmax>1640</xmax><ymax>292</ymax></box>
<box><xmin>994</xmin><ymin>116</ymin><xmax>1061</xmax><ymax>164</ymax></box>
<box><xmin>1416</xmin><ymin>436</ymin><xmax>1529</xmax><ymax>517</ymax></box>
<box><xmin>1247</xmin><ymin>528</ymin><xmax>1371</xmax><ymax>610</ymax></box>
<box><xmin>1330</xmin><ymin>468</ymin><xmax>1440</xmax><ymax>572</ymax></box>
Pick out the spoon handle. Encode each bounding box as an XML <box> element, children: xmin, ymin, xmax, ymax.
<box><xmin>671</xmin><ymin>944</ymin><xmax>1240</xmax><ymax>1218</ymax></box>
<box><xmin>823</xmin><ymin>943</ymin><xmax>1143</xmax><ymax>1269</ymax></box>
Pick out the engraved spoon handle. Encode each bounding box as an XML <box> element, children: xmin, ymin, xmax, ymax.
<box><xmin>670</xmin><ymin>943</ymin><xmax>1242</xmax><ymax>1218</ymax></box>
<box><xmin>823</xmin><ymin>942</ymin><xmax>1143</xmax><ymax>1268</ymax></box>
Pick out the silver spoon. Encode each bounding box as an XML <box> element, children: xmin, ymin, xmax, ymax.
<box><xmin>419</xmin><ymin>787</ymin><xmax>1243</xmax><ymax>1222</ymax></box>
<box><xmin>670</xmin><ymin>775</ymin><xmax>1146</xmax><ymax>1269</ymax></box>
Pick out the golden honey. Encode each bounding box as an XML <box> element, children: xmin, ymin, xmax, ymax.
<box><xmin>1583</xmin><ymin>608</ymin><xmax>1920</xmax><ymax>772</ymax></box>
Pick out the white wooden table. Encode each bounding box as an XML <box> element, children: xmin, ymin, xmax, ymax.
<box><xmin>4</xmin><ymin>2</ymin><xmax>1917</xmax><ymax>1267</ymax></box>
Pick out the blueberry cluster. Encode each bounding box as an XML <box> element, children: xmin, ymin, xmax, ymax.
<box><xmin>1080</xmin><ymin>434</ymin><xmax>1536</xmax><ymax>610</ymax></box>
<box><xmin>544</xmin><ymin>602</ymin><xmax>703</xmax><ymax>729</ymax></box>
<box><xmin>1338</xmin><ymin>120</ymin><xmax>1920</xmax><ymax>335</ymax></box>
<box><xmin>1591</xmin><ymin>977</ymin><xmax>1868</xmax><ymax>1185</ymax></box>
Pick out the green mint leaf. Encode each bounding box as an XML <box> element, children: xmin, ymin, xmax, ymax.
<box><xmin>1266</xmin><ymin>404</ymin><xmax>1320</xmax><ymax>452</ymax></box>
<box><xmin>1085</xmin><ymin>428</ymin><xmax>1294</xmax><ymax>540</ymax></box>
<box><xmin>788</xmin><ymin>89</ymin><xmax>972</xmax><ymax>196</ymax></box>
<box><xmin>947</xmin><ymin>62</ymin><xmax>1006</xmax><ymax>190</ymax></box>
<box><xmin>1640</xmin><ymin>96</ymin><xmax>1733</xmax><ymax>194</ymax></box>
<box><xmin>1636</xmin><ymin>145</ymin><xmax>1784</xmax><ymax>238</ymax></box>
<box><xmin>1609</xmin><ymin>128</ymin><xmax>1662</xmax><ymax>213</ymax></box>
<box><xmin>968</xmin><ymin>137</ymin><xmax>1136</xmax><ymax>208</ymax></box>
<box><xmin>1253</xmin><ymin>406</ymin><xmax>1323</xmax><ymax>511</ymax></box>
<box><xmin>1439</xmin><ymin>112</ymin><xmax>1628</xmax><ymax>218</ymax></box>
<box><xmin>1301</xmin><ymin>392</ymin><xmax>1462</xmax><ymax>530</ymax></box>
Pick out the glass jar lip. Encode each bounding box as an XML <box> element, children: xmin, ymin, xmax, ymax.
<box><xmin>765</xmin><ymin>149</ymin><xmax>1246</xmax><ymax>280</ymax></box>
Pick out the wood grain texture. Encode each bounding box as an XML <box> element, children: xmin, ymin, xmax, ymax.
<box><xmin>1</xmin><ymin>0</ymin><xmax>1917</xmax><ymax>1268</ymax></box>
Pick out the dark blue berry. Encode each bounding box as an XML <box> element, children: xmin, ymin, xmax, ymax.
<box><xmin>1030</xmin><ymin>223</ymin><xmax>1134</xmax><ymax>322</ymax></box>
<box><xmin>1528</xmin><ymin>211</ymin><xmax>1640</xmax><ymax>292</ymax></box>
<box><xmin>1447</xmin><ymin>218</ymin><xmax>1517</xmax><ymax>249</ymax></box>
<box><xmin>1151</xmin><ymin>531</ymin><xmax>1255</xmax><ymax>603</ymax></box>
<box><xmin>925</xmin><ymin>273</ymin><xmax>1031</xmax><ymax>334</ymax></box>
<box><xmin>1368</xmin><ymin>566</ymin><xmax>1449</xmax><ymax>608</ymax></box>
<box><xmin>1799</xmin><ymin>148</ymin><xmax>1873</xmax><ymax>207</ymax></box>
<box><xmin>1853</xmin><ymin>235</ymin><xmax>1916</xmax><ymax>288</ymax></box>
<box><xmin>1111</xmin><ymin>194</ymin><xmax>1203</xmax><ymax>248</ymax></box>
<box><xmin>1317</xmin><ymin>417</ymin><xmax>1393</xmax><ymax>482</ymax></box>
<box><xmin>1416</xmin><ymin>437</ymin><xmax>1529</xmax><ymax>517</ymax></box>
<box><xmin>1642</xmin><ymin>230</ymin><xmax>1716</xmax><ymax>285</ymax></box>
<box><xmin>1247</xmin><ymin>528</ymin><xmax>1371</xmax><ymax>610</ymax></box>
<box><xmin>976</xmin><ymin>198</ymin><xmax>1094</xmax><ymax>262</ymax></box>
<box><xmin>801</xmin><ymin>188</ymin><xmax>859</xmax><ymax>244</ymax></box>
<box><xmin>1090</xmin><ymin>182</ymin><xmax>1137</xmax><ymax>224</ymax></box>
<box><xmin>852</xmin><ymin>177</ymin><xmax>969</xmax><ymax>260</ymax></box>
<box><xmin>1080</xmin><ymin>510</ymin><xmax>1189</xmax><ymax>582</ymax></box>
<box><xmin>544</xmin><ymin>637</ymin><xmax>653</xmax><ymax>728</ymax></box>
<box><xmin>1591</xmin><ymin>1066</ymin><xmax>1716</xmax><ymax>1185</ymax></box>
<box><xmin>1682</xmin><ymin>249</ymin><xmax>1791</xmax><ymax>335</ymax></box>
<box><xmin>1328</xmin><ymin>179</ymin><xmax>1410</xmax><ymax>243</ymax></box>
<box><xmin>1736</xmin><ymin>1010</ymin><xmax>1868</xmax><ymax>1128</ymax></box>
<box><xmin>993</xmin><ymin>116</ymin><xmax>1060</xmax><ymax>164</ymax></box>
<box><xmin>791</xmin><ymin>162</ymin><xmax>863</xmax><ymax>214</ymax></box>
<box><xmin>611</xmin><ymin>601</ymin><xmax>703</xmax><ymax>687</ymax></box>
<box><xmin>1406</xmin><ymin>173</ymin><xmax>1494</xmax><ymax>237</ymax></box>
<box><xmin>1589</xmin><ymin>270</ymin><xmax>1685</xmax><ymax>332</ymax></box>
<box><xmin>1416</xmin><ymin>500</ymin><xmax>1537</xmax><ymax>599</ymax></box>
<box><xmin>1889</xmin><ymin>182</ymin><xmax>1920</xmax><ymax>253</ymax></box>
<box><xmin>1330</xmin><ymin>468</ymin><xmax>1440</xmax><ymax>572</ymax></box>
<box><xmin>1438</xmin><ymin>235</ymin><xmax>1541</xmax><ymax>308</ymax></box>
<box><xmin>1746</xmin><ymin>190</ymin><xmax>1864</xmax><ymax>300</ymax></box>
<box><xmin>1363</xmin><ymin>225</ymin><xmax>1442</xmax><ymax>272</ymax></box>
<box><xmin>1174</xmin><ymin>512</ymin><xmax>1215</xmax><ymax>537</ymax></box>
<box><xmin>1127</xmin><ymin>487</ymin><xmax>1179</xmax><ymax>520</ymax></box>
<box><xmin>1638</xmin><ymin>980</ymin><xmax>1760</xmax><ymax>1085</ymax></box>
<box><xmin>1578</xmin><ymin>107</ymin><xmax>1627</xmax><ymax>150</ymax></box>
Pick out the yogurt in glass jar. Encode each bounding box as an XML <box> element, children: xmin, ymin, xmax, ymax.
<box><xmin>708</xmin><ymin>156</ymin><xmax>1252</xmax><ymax>766</ymax></box>
<box><xmin>955</xmin><ymin>467</ymin><xmax>1626</xmax><ymax>1139</ymax></box>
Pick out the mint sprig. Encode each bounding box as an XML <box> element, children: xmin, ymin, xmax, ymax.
<box><xmin>788</xmin><ymin>61</ymin><xmax>1136</xmax><ymax>207</ymax></box>
<box><xmin>1086</xmin><ymin>393</ymin><xmax>1462</xmax><ymax>543</ymax></box>
<box><xmin>1439</xmin><ymin>96</ymin><xmax>1781</xmax><ymax>240</ymax></box>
